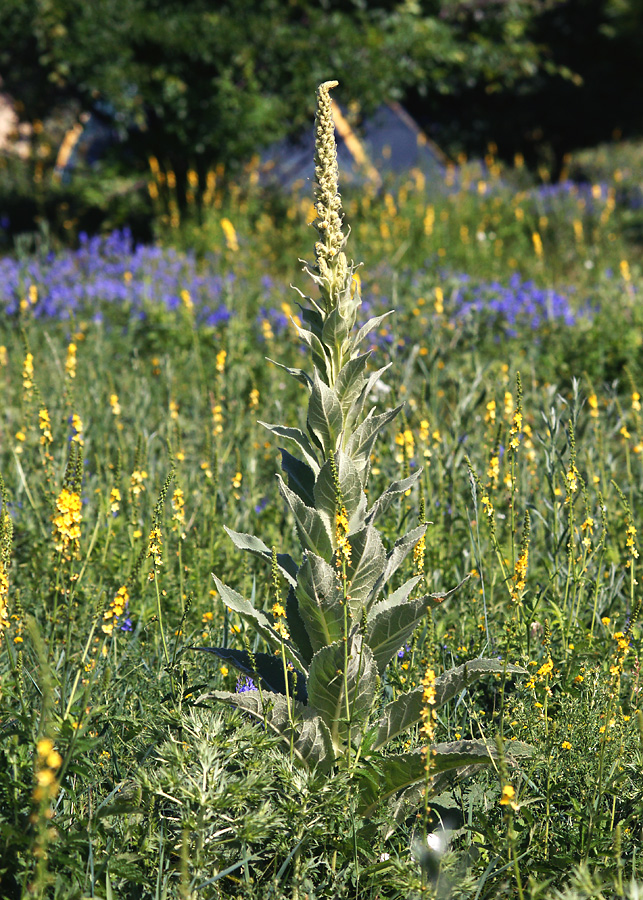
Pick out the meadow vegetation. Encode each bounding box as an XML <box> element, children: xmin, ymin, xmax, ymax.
<box><xmin>1</xmin><ymin>83</ymin><xmax>643</xmax><ymax>899</ymax></box>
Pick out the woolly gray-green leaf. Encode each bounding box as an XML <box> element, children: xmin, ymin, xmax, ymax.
<box><xmin>353</xmin><ymin>312</ymin><xmax>394</xmax><ymax>351</ymax></box>
<box><xmin>367</xmin><ymin>524</ymin><xmax>427</xmax><ymax>607</ymax></box>
<box><xmin>266</xmin><ymin>358</ymin><xmax>313</xmax><ymax>390</ymax></box>
<box><xmin>294</xmin><ymin>323</ymin><xmax>331</xmax><ymax>383</ymax></box>
<box><xmin>366</xmin><ymin>471</ymin><xmax>423</xmax><ymax>526</ymax></box>
<box><xmin>313</xmin><ymin>452</ymin><xmax>366</xmax><ymax>540</ymax></box>
<box><xmin>223</xmin><ymin>527</ymin><xmax>298</xmax><ymax>588</ymax></box>
<box><xmin>345</xmin><ymin>406</ymin><xmax>403</xmax><ymax>474</ymax></box>
<box><xmin>259</xmin><ymin>422</ymin><xmax>320</xmax><ymax>474</ymax></box>
<box><xmin>281</xmin><ymin>449</ymin><xmax>316</xmax><ymax>508</ymax></box>
<box><xmin>202</xmin><ymin>690</ymin><xmax>335</xmax><ymax>774</ymax></box>
<box><xmin>277</xmin><ymin>475</ymin><xmax>333</xmax><ymax>559</ymax></box>
<box><xmin>367</xmin><ymin>575</ymin><xmax>423</xmax><ymax>622</ymax></box>
<box><xmin>345</xmin><ymin>525</ymin><xmax>387</xmax><ymax>612</ymax></box>
<box><xmin>321</xmin><ymin>307</ymin><xmax>351</xmax><ymax>359</ymax></box>
<box><xmin>373</xmin><ymin>659</ymin><xmax>530</xmax><ymax>750</ymax></box>
<box><xmin>307</xmin><ymin>369</ymin><xmax>344</xmax><ymax>455</ymax></box>
<box><xmin>212</xmin><ymin>575</ymin><xmax>306</xmax><ymax>670</ymax></box>
<box><xmin>358</xmin><ymin>742</ymin><xmax>504</xmax><ymax>817</ymax></box>
<box><xmin>295</xmin><ymin>553</ymin><xmax>346</xmax><ymax>653</ymax></box>
<box><xmin>307</xmin><ymin>635</ymin><xmax>378</xmax><ymax>750</ymax></box>
<box><xmin>366</xmin><ymin>592</ymin><xmax>446</xmax><ymax>675</ymax></box>
<box><xmin>334</xmin><ymin>352</ymin><xmax>371</xmax><ymax>419</ymax></box>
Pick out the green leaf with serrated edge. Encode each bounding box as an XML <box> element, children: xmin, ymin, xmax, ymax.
<box><xmin>307</xmin><ymin>370</ymin><xmax>343</xmax><ymax>455</ymax></box>
<box><xmin>321</xmin><ymin>307</ymin><xmax>351</xmax><ymax>358</ymax></box>
<box><xmin>307</xmin><ymin>636</ymin><xmax>378</xmax><ymax>750</ymax></box>
<box><xmin>212</xmin><ymin>575</ymin><xmax>307</xmax><ymax>671</ymax></box>
<box><xmin>295</xmin><ymin>553</ymin><xmax>346</xmax><ymax>653</ymax></box>
<box><xmin>192</xmin><ymin>647</ymin><xmax>307</xmax><ymax>702</ymax></box>
<box><xmin>286</xmin><ymin>585</ymin><xmax>314</xmax><ymax>666</ymax></box>
<box><xmin>277</xmin><ymin>475</ymin><xmax>333</xmax><ymax>559</ymax></box>
<box><xmin>365</xmin><ymin>471</ymin><xmax>423</xmax><ymax>526</ymax></box>
<box><xmin>223</xmin><ymin>527</ymin><xmax>298</xmax><ymax>588</ymax></box>
<box><xmin>353</xmin><ymin>312</ymin><xmax>394</xmax><ymax>352</ymax></box>
<box><xmin>203</xmin><ymin>690</ymin><xmax>335</xmax><ymax>774</ymax></box>
<box><xmin>334</xmin><ymin>352</ymin><xmax>371</xmax><ymax>419</ymax></box>
<box><xmin>345</xmin><ymin>525</ymin><xmax>387</xmax><ymax>611</ymax></box>
<box><xmin>366</xmin><ymin>524</ymin><xmax>427</xmax><ymax>608</ymax></box>
<box><xmin>313</xmin><ymin>452</ymin><xmax>366</xmax><ymax>541</ymax></box>
<box><xmin>266</xmin><ymin>358</ymin><xmax>313</xmax><ymax>389</ymax></box>
<box><xmin>346</xmin><ymin>406</ymin><xmax>404</xmax><ymax>471</ymax></box>
<box><xmin>259</xmin><ymin>423</ymin><xmax>320</xmax><ymax>474</ymax></box>
<box><xmin>366</xmin><ymin>593</ymin><xmax>447</xmax><ymax>675</ymax></box>
<box><xmin>373</xmin><ymin>659</ymin><xmax>529</xmax><ymax>750</ymax></box>
<box><xmin>281</xmin><ymin>449</ymin><xmax>316</xmax><ymax>508</ymax></box>
<box><xmin>366</xmin><ymin>575</ymin><xmax>423</xmax><ymax>622</ymax></box>
<box><xmin>358</xmin><ymin>742</ymin><xmax>506</xmax><ymax>817</ymax></box>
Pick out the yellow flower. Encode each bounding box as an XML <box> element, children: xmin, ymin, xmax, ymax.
<box><xmin>588</xmin><ymin>393</ymin><xmax>599</xmax><ymax>418</ymax></box>
<box><xmin>500</xmin><ymin>784</ymin><xmax>518</xmax><ymax>808</ymax></box>
<box><xmin>561</xmin><ymin>741</ymin><xmax>572</xmax><ymax>750</ymax></box>
<box><xmin>215</xmin><ymin>350</ymin><xmax>227</xmax><ymax>373</ymax></box>
<box><xmin>52</xmin><ymin>488</ymin><xmax>82</xmax><ymax>556</ymax></box>
<box><xmin>221</xmin><ymin>218</ymin><xmax>239</xmax><ymax>252</ymax></box>
<box><xmin>109</xmin><ymin>487</ymin><xmax>121</xmax><ymax>514</ymax></box>
<box><xmin>109</xmin><ymin>393</ymin><xmax>121</xmax><ymax>416</ymax></box>
<box><xmin>39</xmin><ymin>408</ymin><xmax>53</xmax><ymax>446</ymax></box>
<box><xmin>65</xmin><ymin>342</ymin><xmax>77</xmax><ymax>378</ymax></box>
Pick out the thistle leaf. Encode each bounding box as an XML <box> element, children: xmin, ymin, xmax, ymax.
<box><xmin>307</xmin><ymin>370</ymin><xmax>344</xmax><ymax>455</ymax></box>
<box><xmin>277</xmin><ymin>475</ymin><xmax>333</xmax><ymax>559</ymax></box>
<box><xmin>259</xmin><ymin>422</ymin><xmax>320</xmax><ymax>474</ymax></box>
<box><xmin>202</xmin><ymin>690</ymin><xmax>335</xmax><ymax>774</ymax></box>
<box><xmin>192</xmin><ymin>647</ymin><xmax>307</xmax><ymax>702</ymax></box>
<box><xmin>281</xmin><ymin>449</ymin><xmax>316</xmax><ymax>507</ymax></box>
<box><xmin>307</xmin><ymin>635</ymin><xmax>378</xmax><ymax>749</ymax></box>
<box><xmin>295</xmin><ymin>553</ymin><xmax>347</xmax><ymax>653</ymax></box>
<box><xmin>223</xmin><ymin>527</ymin><xmax>298</xmax><ymax>588</ymax></box>
<box><xmin>373</xmin><ymin>659</ymin><xmax>530</xmax><ymax>749</ymax></box>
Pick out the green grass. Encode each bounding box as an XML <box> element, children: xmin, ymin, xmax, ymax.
<box><xmin>1</xmin><ymin>137</ymin><xmax>643</xmax><ymax>899</ymax></box>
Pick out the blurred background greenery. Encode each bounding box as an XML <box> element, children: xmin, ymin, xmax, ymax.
<box><xmin>1</xmin><ymin>0</ymin><xmax>642</xmax><ymax>248</ymax></box>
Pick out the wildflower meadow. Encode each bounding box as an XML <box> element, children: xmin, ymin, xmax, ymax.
<box><xmin>1</xmin><ymin>82</ymin><xmax>643</xmax><ymax>900</ymax></box>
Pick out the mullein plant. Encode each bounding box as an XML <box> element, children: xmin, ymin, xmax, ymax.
<box><xmin>197</xmin><ymin>81</ymin><xmax>530</xmax><ymax>818</ymax></box>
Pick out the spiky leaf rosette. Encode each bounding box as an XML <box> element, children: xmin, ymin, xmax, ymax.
<box><xmin>196</xmin><ymin>80</ymin><xmax>530</xmax><ymax>814</ymax></box>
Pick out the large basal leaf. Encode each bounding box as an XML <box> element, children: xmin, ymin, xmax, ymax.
<box><xmin>212</xmin><ymin>575</ymin><xmax>307</xmax><ymax>671</ymax></box>
<box><xmin>258</xmin><ymin>423</ymin><xmax>320</xmax><ymax>474</ymax></box>
<box><xmin>373</xmin><ymin>659</ymin><xmax>530</xmax><ymax>750</ymax></box>
<box><xmin>307</xmin><ymin>635</ymin><xmax>378</xmax><ymax>750</ymax></box>
<box><xmin>281</xmin><ymin>449</ymin><xmax>316</xmax><ymax>508</ymax></box>
<box><xmin>313</xmin><ymin>451</ymin><xmax>366</xmax><ymax>540</ymax></box>
<box><xmin>192</xmin><ymin>647</ymin><xmax>308</xmax><ymax>702</ymax></box>
<box><xmin>365</xmin><ymin>592</ymin><xmax>447</xmax><ymax>675</ymax></box>
<box><xmin>307</xmin><ymin>369</ymin><xmax>343</xmax><ymax>455</ymax></box>
<box><xmin>277</xmin><ymin>476</ymin><xmax>333</xmax><ymax>560</ymax></box>
<box><xmin>223</xmin><ymin>527</ymin><xmax>298</xmax><ymax>588</ymax></box>
<box><xmin>358</xmin><ymin>741</ymin><xmax>508</xmax><ymax>817</ymax></box>
<box><xmin>295</xmin><ymin>553</ymin><xmax>347</xmax><ymax>653</ymax></box>
<box><xmin>202</xmin><ymin>690</ymin><xmax>335</xmax><ymax>774</ymax></box>
<box><xmin>365</xmin><ymin>471</ymin><xmax>423</xmax><ymax>526</ymax></box>
<box><xmin>344</xmin><ymin>525</ymin><xmax>387</xmax><ymax>612</ymax></box>
<box><xmin>366</xmin><ymin>524</ymin><xmax>427</xmax><ymax>608</ymax></box>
